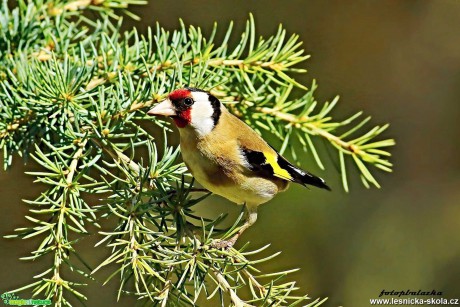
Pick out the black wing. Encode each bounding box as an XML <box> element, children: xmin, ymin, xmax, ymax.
<box><xmin>241</xmin><ymin>147</ymin><xmax>331</xmax><ymax>191</ymax></box>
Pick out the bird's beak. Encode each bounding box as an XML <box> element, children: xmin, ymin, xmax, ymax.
<box><xmin>147</xmin><ymin>99</ymin><xmax>176</xmax><ymax>117</ymax></box>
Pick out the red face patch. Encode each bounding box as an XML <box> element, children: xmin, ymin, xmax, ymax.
<box><xmin>169</xmin><ymin>89</ymin><xmax>191</xmax><ymax>101</ymax></box>
<box><xmin>172</xmin><ymin>109</ymin><xmax>191</xmax><ymax>128</ymax></box>
<box><xmin>169</xmin><ymin>88</ymin><xmax>194</xmax><ymax>128</ymax></box>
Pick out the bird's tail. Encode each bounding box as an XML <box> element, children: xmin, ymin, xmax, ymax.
<box><xmin>298</xmin><ymin>170</ymin><xmax>331</xmax><ymax>191</ymax></box>
<box><xmin>276</xmin><ymin>154</ymin><xmax>331</xmax><ymax>191</ymax></box>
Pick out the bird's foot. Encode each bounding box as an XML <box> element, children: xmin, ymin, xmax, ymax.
<box><xmin>210</xmin><ymin>236</ymin><xmax>238</xmax><ymax>250</ymax></box>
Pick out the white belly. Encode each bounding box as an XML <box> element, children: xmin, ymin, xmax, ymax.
<box><xmin>181</xmin><ymin>144</ymin><xmax>277</xmax><ymax>206</ymax></box>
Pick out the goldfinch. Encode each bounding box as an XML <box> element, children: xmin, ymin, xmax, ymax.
<box><xmin>147</xmin><ymin>88</ymin><xmax>330</xmax><ymax>247</ymax></box>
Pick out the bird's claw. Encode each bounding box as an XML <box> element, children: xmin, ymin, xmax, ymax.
<box><xmin>210</xmin><ymin>238</ymin><xmax>237</xmax><ymax>250</ymax></box>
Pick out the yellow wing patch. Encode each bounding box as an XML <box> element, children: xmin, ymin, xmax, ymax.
<box><xmin>263</xmin><ymin>151</ymin><xmax>293</xmax><ymax>181</ymax></box>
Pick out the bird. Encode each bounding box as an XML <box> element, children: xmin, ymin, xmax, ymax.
<box><xmin>147</xmin><ymin>87</ymin><xmax>330</xmax><ymax>248</ymax></box>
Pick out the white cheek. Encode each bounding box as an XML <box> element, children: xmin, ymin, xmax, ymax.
<box><xmin>190</xmin><ymin>94</ymin><xmax>215</xmax><ymax>137</ymax></box>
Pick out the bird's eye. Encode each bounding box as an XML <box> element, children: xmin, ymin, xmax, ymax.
<box><xmin>183</xmin><ymin>97</ymin><xmax>194</xmax><ymax>106</ymax></box>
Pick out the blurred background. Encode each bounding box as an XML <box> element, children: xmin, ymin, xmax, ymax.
<box><xmin>1</xmin><ymin>0</ymin><xmax>460</xmax><ymax>306</ymax></box>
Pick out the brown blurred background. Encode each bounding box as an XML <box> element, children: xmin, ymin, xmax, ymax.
<box><xmin>1</xmin><ymin>0</ymin><xmax>460</xmax><ymax>306</ymax></box>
